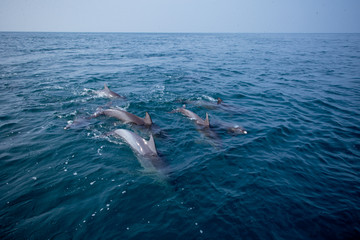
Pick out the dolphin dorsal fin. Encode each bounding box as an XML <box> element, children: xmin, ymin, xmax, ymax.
<box><xmin>104</xmin><ymin>83</ymin><xmax>110</xmax><ymax>91</ymax></box>
<box><xmin>147</xmin><ymin>135</ymin><xmax>157</xmax><ymax>155</ymax></box>
<box><xmin>144</xmin><ymin>112</ymin><xmax>153</xmax><ymax>125</ymax></box>
<box><xmin>204</xmin><ymin>113</ymin><xmax>210</xmax><ymax>127</ymax></box>
<box><xmin>217</xmin><ymin>98</ymin><xmax>223</xmax><ymax>104</ymax></box>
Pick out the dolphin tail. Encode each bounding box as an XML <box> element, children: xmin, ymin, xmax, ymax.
<box><xmin>144</xmin><ymin>112</ymin><xmax>153</xmax><ymax>125</ymax></box>
<box><xmin>147</xmin><ymin>135</ymin><xmax>157</xmax><ymax>155</ymax></box>
<box><xmin>204</xmin><ymin>113</ymin><xmax>210</xmax><ymax>127</ymax></box>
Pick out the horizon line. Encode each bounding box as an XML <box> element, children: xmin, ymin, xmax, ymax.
<box><xmin>1</xmin><ymin>30</ymin><xmax>359</xmax><ymax>34</ymax></box>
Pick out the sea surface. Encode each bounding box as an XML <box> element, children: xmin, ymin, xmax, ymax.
<box><xmin>1</xmin><ymin>32</ymin><xmax>360</xmax><ymax>240</ymax></box>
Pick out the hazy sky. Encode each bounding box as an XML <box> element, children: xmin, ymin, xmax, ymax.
<box><xmin>0</xmin><ymin>0</ymin><xmax>359</xmax><ymax>33</ymax></box>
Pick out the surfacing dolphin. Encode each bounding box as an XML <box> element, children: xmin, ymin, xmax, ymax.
<box><xmin>64</xmin><ymin>117</ymin><xmax>91</xmax><ymax>130</ymax></box>
<box><xmin>210</xmin><ymin>118</ymin><xmax>247</xmax><ymax>135</ymax></box>
<box><xmin>114</xmin><ymin>129</ymin><xmax>157</xmax><ymax>157</ymax></box>
<box><xmin>178</xmin><ymin>97</ymin><xmax>244</xmax><ymax>114</ymax></box>
<box><xmin>171</xmin><ymin>105</ymin><xmax>209</xmax><ymax>127</ymax></box>
<box><xmin>96</xmin><ymin>84</ymin><xmax>125</xmax><ymax>99</ymax></box>
<box><xmin>113</xmin><ymin>129</ymin><xmax>169</xmax><ymax>177</ymax></box>
<box><xmin>93</xmin><ymin>108</ymin><xmax>152</xmax><ymax>126</ymax></box>
<box><xmin>171</xmin><ymin>105</ymin><xmax>221</xmax><ymax>148</ymax></box>
<box><xmin>177</xmin><ymin>98</ymin><xmax>223</xmax><ymax>110</ymax></box>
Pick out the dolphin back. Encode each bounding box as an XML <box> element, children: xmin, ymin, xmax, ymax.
<box><xmin>179</xmin><ymin>106</ymin><xmax>210</xmax><ymax>127</ymax></box>
<box><xmin>99</xmin><ymin>108</ymin><xmax>151</xmax><ymax>126</ymax></box>
<box><xmin>103</xmin><ymin>84</ymin><xmax>123</xmax><ymax>98</ymax></box>
<box><xmin>114</xmin><ymin>129</ymin><xmax>157</xmax><ymax>156</ymax></box>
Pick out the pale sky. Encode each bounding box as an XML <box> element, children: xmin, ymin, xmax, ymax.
<box><xmin>0</xmin><ymin>0</ymin><xmax>359</xmax><ymax>33</ymax></box>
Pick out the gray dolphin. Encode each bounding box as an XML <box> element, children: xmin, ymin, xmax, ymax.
<box><xmin>113</xmin><ymin>129</ymin><xmax>168</xmax><ymax>175</ymax></box>
<box><xmin>93</xmin><ymin>108</ymin><xmax>152</xmax><ymax>126</ymax></box>
<box><xmin>64</xmin><ymin>117</ymin><xmax>91</xmax><ymax>130</ymax></box>
<box><xmin>171</xmin><ymin>105</ymin><xmax>209</xmax><ymax>127</ymax></box>
<box><xmin>178</xmin><ymin>97</ymin><xmax>223</xmax><ymax>110</ymax></box>
<box><xmin>179</xmin><ymin>97</ymin><xmax>244</xmax><ymax>113</ymax></box>
<box><xmin>96</xmin><ymin>84</ymin><xmax>125</xmax><ymax>99</ymax></box>
<box><xmin>171</xmin><ymin>105</ymin><xmax>221</xmax><ymax>148</ymax></box>
<box><xmin>114</xmin><ymin>129</ymin><xmax>157</xmax><ymax>157</ymax></box>
<box><xmin>210</xmin><ymin>118</ymin><xmax>247</xmax><ymax>135</ymax></box>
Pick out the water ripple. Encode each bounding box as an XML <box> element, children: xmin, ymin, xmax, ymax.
<box><xmin>1</xmin><ymin>32</ymin><xmax>360</xmax><ymax>240</ymax></box>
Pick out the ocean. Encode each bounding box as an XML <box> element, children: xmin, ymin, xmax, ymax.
<box><xmin>0</xmin><ymin>32</ymin><xmax>359</xmax><ymax>239</ymax></box>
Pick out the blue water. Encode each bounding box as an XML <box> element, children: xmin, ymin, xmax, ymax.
<box><xmin>1</xmin><ymin>32</ymin><xmax>360</xmax><ymax>239</ymax></box>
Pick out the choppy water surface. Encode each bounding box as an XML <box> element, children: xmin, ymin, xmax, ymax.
<box><xmin>1</xmin><ymin>32</ymin><xmax>360</xmax><ymax>239</ymax></box>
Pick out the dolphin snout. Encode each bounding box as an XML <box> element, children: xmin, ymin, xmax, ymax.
<box><xmin>228</xmin><ymin>125</ymin><xmax>247</xmax><ymax>135</ymax></box>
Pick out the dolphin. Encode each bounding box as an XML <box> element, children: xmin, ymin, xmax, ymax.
<box><xmin>93</xmin><ymin>108</ymin><xmax>152</xmax><ymax>126</ymax></box>
<box><xmin>171</xmin><ymin>105</ymin><xmax>221</xmax><ymax>148</ymax></box>
<box><xmin>96</xmin><ymin>84</ymin><xmax>125</xmax><ymax>99</ymax></box>
<box><xmin>210</xmin><ymin>118</ymin><xmax>248</xmax><ymax>135</ymax></box>
<box><xmin>64</xmin><ymin>117</ymin><xmax>91</xmax><ymax>130</ymax></box>
<box><xmin>177</xmin><ymin>97</ymin><xmax>223</xmax><ymax>109</ymax></box>
<box><xmin>114</xmin><ymin>129</ymin><xmax>157</xmax><ymax>157</ymax></box>
<box><xmin>196</xmin><ymin>97</ymin><xmax>223</xmax><ymax>109</ymax></box>
<box><xmin>178</xmin><ymin>97</ymin><xmax>244</xmax><ymax>113</ymax></box>
<box><xmin>113</xmin><ymin>129</ymin><xmax>169</xmax><ymax>175</ymax></box>
<box><xmin>171</xmin><ymin>105</ymin><xmax>209</xmax><ymax>127</ymax></box>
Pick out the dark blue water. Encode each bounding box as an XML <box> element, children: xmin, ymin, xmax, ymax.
<box><xmin>1</xmin><ymin>32</ymin><xmax>360</xmax><ymax>239</ymax></box>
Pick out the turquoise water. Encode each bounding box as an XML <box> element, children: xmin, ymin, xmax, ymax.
<box><xmin>1</xmin><ymin>32</ymin><xmax>360</xmax><ymax>239</ymax></box>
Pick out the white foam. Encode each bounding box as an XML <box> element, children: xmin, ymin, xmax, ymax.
<box><xmin>202</xmin><ymin>95</ymin><xmax>216</xmax><ymax>102</ymax></box>
<box><xmin>152</xmin><ymin>84</ymin><xmax>165</xmax><ymax>92</ymax></box>
<box><xmin>95</xmin><ymin>91</ymin><xmax>109</xmax><ymax>98</ymax></box>
<box><xmin>82</xmin><ymin>88</ymin><xmax>114</xmax><ymax>99</ymax></box>
<box><xmin>81</xmin><ymin>88</ymin><xmax>94</xmax><ymax>96</ymax></box>
<box><xmin>97</xmin><ymin>148</ymin><xmax>102</xmax><ymax>156</ymax></box>
<box><xmin>59</xmin><ymin>110</ymin><xmax>78</xmax><ymax>120</ymax></box>
<box><xmin>44</xmin><ymin>85</ymin><xmax>64</xmax><ymax>90</ymax></box>
<box><xmin>113</xmin><ymin>103</ymin><xmax>130</xmax><ymax>111</ymax></box>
